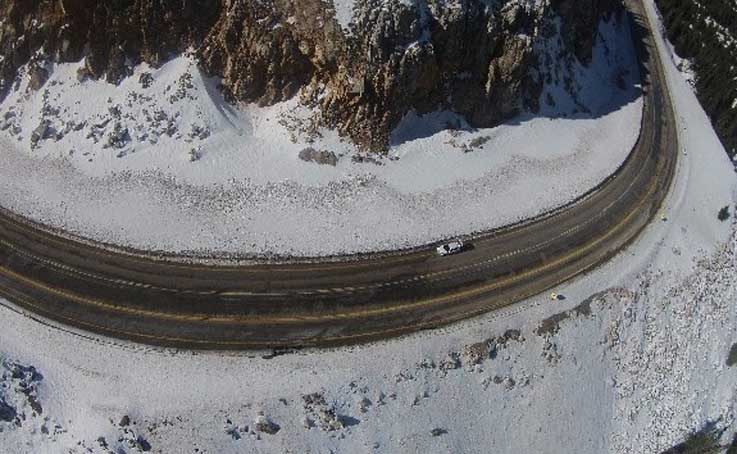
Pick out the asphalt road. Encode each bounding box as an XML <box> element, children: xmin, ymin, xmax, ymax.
<box><xmin>0</xmin><ymin>0</ymin><xmax>678</xmax><ymax>349</ymax></box>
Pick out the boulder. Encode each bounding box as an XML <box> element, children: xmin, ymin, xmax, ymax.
<box><xmin>30</xmin><ymin>120</ymin><xmax>53</xmax><ymax>149</ymax></box>
<box><xmin>461</xmin><ymin>341</ymin><xmax>493</xmax><ymax>366</ymax></box>
<box><xmin>28</xmin><ymin>65</ymin><xmax>49</xmax><ymax>91</ymax></box>
<box><xmin>298</xmin><ymin>147</ymin><xmax>338</xmax><ymax>166</ymax></box>
<box><xmin>0</xmin><ymin>399</ymin><xmax>16</xmax><ymax>422</ymax></box>
<box><xmin>254</xmin><ymin>415</ymin><xmax>280</xmax><ymax>435</ymax></box>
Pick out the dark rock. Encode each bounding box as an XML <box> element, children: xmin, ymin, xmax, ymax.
<box><xmin>504</xmin><ymin>329</ymin><xmax>521</xmax><ymax>340</ymax></box>
<box><xmin>316</xmin><ymin>408</ymin><xmax>343</xmax><ymax>431</ymax></box>
<box><xmin>468</xmin><ymin>136</ymin><xmax>491</xmax><ymax>149</ymax></box>
<box><xmin>226</xmin><ymin>425</ymin><xmax>241</xmax><ymax>440</ymax></box>
<box><xmin>198</xmin><ymin>0</ymin><xmax>315</xmax><ymax>107</ymax></box>
<box><xmin>727</xmin><ymin>343</ymin><xmax>737</xmax><ymax>367</ymax></box>
<box><xmin>302</xmin><ymin>416</ymin><xmax>314</xmax><ymax>429</ymax></box>
<box><xmin>339</xmin><ymin>415</ymin><xmax>360</xmax><ymax>427</ymax></box>
<box><xmin>28</xmin><ymin>64</ymin><xmax>49</xmax><ymax>91</ymax></box>
<box><xmin>351</xmin><ymin>154</ymin><xmax>384</xmax><ymax>166</ymax></box>
<box><xmin>119</xmin><ymin>415</ymin><xmax>131</xmax><ymax>427</ymax></box>
<box><xmin>188</xmin><ymin>147</ymin><xmax>201</xmax><ymax>162</ymax></box>
<box><xmin>302</xmin><ymin>392</ymin><xmax>327</xmax><ymax>409</ymax></box>
<box><xmin>430</xmin><ymin>428</ymin><xmax>447</xmax><ymax>436</ymax></box>
<box><xmin>136</xmin><ymin>436</ymin><xmax>152</xmax><ymax>451</ymax></box>
<box><xmin>439</xmin><ymin>353</ymin><xmax>461</xmax><ymax>371</ymax></box>
<box><xmin>505</xmin><ymin>377</ymin><xmax>516</xmax><ymax>390</ymax></box>
<box><xmin>254</xmin><ymin>416</ymin><xmax>280</xmax><ymax>435</ymax></box>
<box><xmin>106</xmin><ymin>122</ymin><xmax>131</xmax><ymax>149</ymax></box>
<box><xmin>461</xmin><ymin>341</ymin><xmax>493</xmax><ymax>366</ymax></box>
<box><xmin>30</xmin><ymin>120</ymin><xmax>53</xmax><ymax>149</ymax></box>
<box><xmin>28</xmin><ymin>395</ymin><xmax>43</xmax><ymax>415</ymax></box>
<box><xmin>298</xmin><ymin>147</ymin><xmax>338</xmax><ymax>166</ymax></box>
<box><xmin>139</xmin><ymin>72</ymin><xmax>154</xmax><ymax>89</ymax></box>
<box><xmin>189</xmin><ymin>124</ymin><xmax>210</xmax><ymax>141</ymax></box>
<box><xmin>108</xmin><ymin>105</ymin><xmax>122</xmax><ymax>120</ymax></box>
<box><xmin>358</xmin><ymin>397</ymin><xmax>372</xmax><ymax>413</ymax></box>
<box><xmin>0</xmin><ymin>399</ymin><xmax>16</xmax><ymax>422</ymax></box>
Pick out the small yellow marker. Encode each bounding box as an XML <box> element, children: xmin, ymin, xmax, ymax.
<box><xmin>550</xmin><ymin>292</ymin><xmax>558</xmax><ymax>301</ymax></box>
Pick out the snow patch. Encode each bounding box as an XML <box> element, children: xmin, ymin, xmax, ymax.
<box><xmin>0</xmin><ymin>15</ymin><xmax>642</xmax><ymax>257</ymax></box>
<box><xmin>0</xmin><ymin>2</ymin><xmax>736</xmax><ymax>453</ymax></box>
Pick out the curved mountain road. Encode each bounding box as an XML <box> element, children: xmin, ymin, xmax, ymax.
<box><xmin>0</xmin><ymin>0</ymin><xmax>678</xmax><ymax>349</ymax></box>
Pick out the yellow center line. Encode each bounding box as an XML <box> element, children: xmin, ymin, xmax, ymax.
<box><xmin>0</xmin><ymin>0</ymin><xmax>675</xmax><ymax>349</ymax></box>
<box><xmin>0</xmin><ymin>165</ymin><xmax>658</xmax><ymax>326</ymax></box>
<box><xmin>0</xmin><ymin>209</ymin><xmax>431</xmax><ymax>273</ymax></box>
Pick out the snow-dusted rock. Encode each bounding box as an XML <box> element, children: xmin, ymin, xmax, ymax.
<box><xmin>298</xmin><ymin>147</ymin><xmax>339</xmax><ymax>166</ymax></box>
<box><xmin>461</xmin><ymin>340</ymin><xmax>494</xmax><ymax>366</ymax></box>
<box><xmin>254</xmin><ymin>415</ymin><xmax>280</xmax><ymax>435</ymax></box>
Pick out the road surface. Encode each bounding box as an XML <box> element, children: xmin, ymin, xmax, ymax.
<box><xmin>0</xmin><ymin>0</ymin><xmax>678</xmax><ymax>349</ymax></box>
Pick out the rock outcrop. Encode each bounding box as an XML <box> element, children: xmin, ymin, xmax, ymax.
<box><xmin>0</xmin><ymin>0</ymin><xmax>619</xmax><ymax>151</ymax></box>
<box><xmin>0</xmin><ymin>1</ymin><xmax>219</xmax><ymax>85</ymax></box>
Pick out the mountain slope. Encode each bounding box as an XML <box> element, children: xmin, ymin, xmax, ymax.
<box><xmin>654</xmin><ymin>0</ymin><xmax>737</xmax><ymax>157</ymax></box>
<box><xmin>0</xmin><ymin>0</ymin><xmax>617</xmax><ymax>151</ymax></box>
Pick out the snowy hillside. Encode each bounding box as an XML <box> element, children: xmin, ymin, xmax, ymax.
<box><xmin>0</xmin><ymin>15</ymin><xmax>642</xmax><ymax>257</ymax></box>
<box><xmin>655</xmin><ymin>0</ymin><xmax>737</xmax><ymax>157</ymax></box>
<box><xmin>0</xmin><ymin>2</ymin><xmax>736</xmax><ymax>453</ymax></box>
<box><xmin>0</xmin><ymin>0</ymin><xmax>619</xmax><ymax>151</ymax></box>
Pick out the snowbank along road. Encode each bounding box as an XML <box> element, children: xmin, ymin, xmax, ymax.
<box><xmin>0</xmin><ymin>0</ymin><xmax>678</xmax><ymax>349</ymax></box>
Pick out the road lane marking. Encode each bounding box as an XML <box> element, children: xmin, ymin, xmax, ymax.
<box><xmin>0</xmin><ymin>165</ymin><xmax>661</xmax><ymax>327</ymax></box>
<box><xmin>0</xmin><ymin>0</ymin><xmax>676</xmax><ymax>348</ymax></box>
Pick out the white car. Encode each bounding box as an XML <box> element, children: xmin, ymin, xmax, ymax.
<box><xmin>436</xmin><ymin>240</ymin><xmax>464</xmax><ymax>256</ymax></box>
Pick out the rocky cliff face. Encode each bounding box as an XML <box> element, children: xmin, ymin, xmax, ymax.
<box><xmin>0</xmin><ymin>0</ymin><xmax>619</xmax><ymax>151</ymax></box>
<box><xmin>0</xmin><ymin>1</ymin><xmax>219</xmax><ymax>85</ymax></box>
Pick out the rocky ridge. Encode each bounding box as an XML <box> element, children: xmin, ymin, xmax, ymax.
<box><xmin>0</xmin><ymin>0</ymin><xmax>618</xmax><ymax>151</ymax></box>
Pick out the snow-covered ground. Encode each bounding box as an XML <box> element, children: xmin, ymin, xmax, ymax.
<box><xmin>0</xmin><ymin>2</ymin><xmax>736</xmax><ymax>453</ymax></box>
<box><xmin>0</xmin><ymin>16</ymin><xmax>641</xmax><ymax>257</ymax></box>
